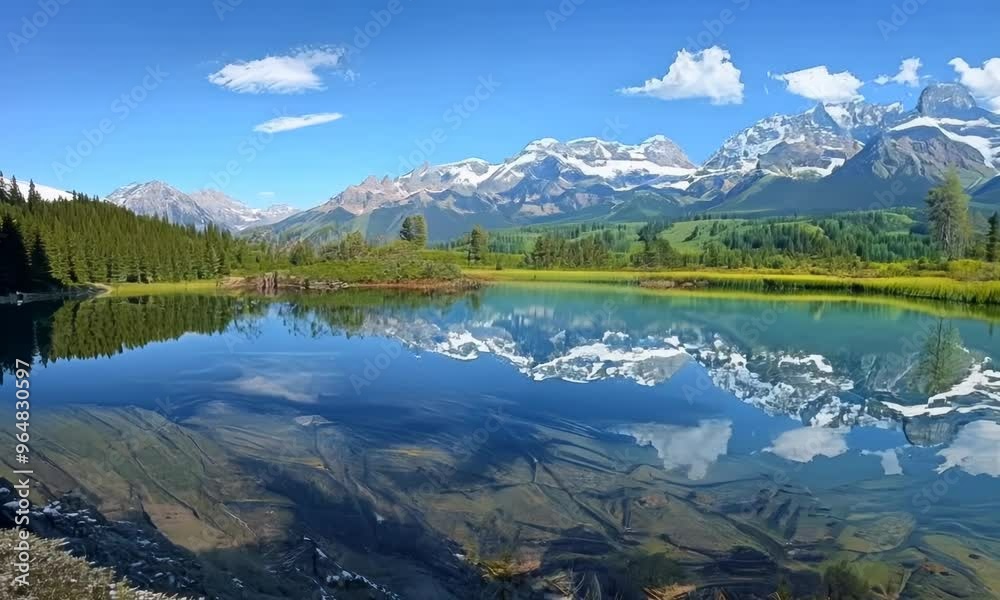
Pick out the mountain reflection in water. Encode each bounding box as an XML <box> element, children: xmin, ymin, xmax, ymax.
<box><xmin>2</xmin><ymin>285</ymin><xmax>1000</xmax><ymax>599</ymax></box>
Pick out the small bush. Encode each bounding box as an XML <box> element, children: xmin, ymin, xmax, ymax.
<box><xmin>0</xmin><ymin>529</ymin><xmax>189</xmax><ymax>599</ymax></box>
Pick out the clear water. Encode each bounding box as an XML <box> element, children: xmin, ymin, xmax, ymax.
<box><xmin>3</xmin><ymin>284</ymin><xmax>1000</xmax><ymax>598</ymax></box>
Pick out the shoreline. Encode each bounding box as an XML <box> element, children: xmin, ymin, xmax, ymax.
<box><xmin>14</xmin><ymin>267</ymin><xmax>1000</xmax><ymax>317</ymax></box>
<box><xmin>464</xmin><ymin>268</ymin><xmax>1000</xmax><ymax>306</ymax></box>
<box><xmin>0</xmin><ymin>284</ymin><xmax>108</xmax><ymax>305</ymax></box>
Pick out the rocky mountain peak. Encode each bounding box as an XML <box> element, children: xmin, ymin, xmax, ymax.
<box><xmin>917</xmin><ymin>83</ymin><xmax>980</xmax><ymax>118</ymax></box>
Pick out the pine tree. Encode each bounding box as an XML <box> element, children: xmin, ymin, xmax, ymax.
<box><xmin>467</xmin><ymin>225</ymin><xmax>488</xmax><ymax>264</ymax></box>
<box><xmin>8</xmin><ymin>176</ymin><xmax>25</xmax><ymax>205</ymax></box>
<box><xmin>412</xmin><ymin>215</ymin><xmax>427</xmax><ymax>247</ymax></box>
<box><xmin>987</xmin><ymin>212</ymin><xmax>999</xmax><ymax>262</ymax></box>
<box><xmin>919</xmin><ymin>319</ymin><xmax>965</xmax><ymax>395</ymax></box>
<box><xmin>399</xmin><ymin>215</ymin><xmax>428</xmax><ymax>246</ymax></box>
<box><xmin>0</xmin><ymin>172</ymin><xmax>9</xmax><ymax>205</ymax></box>
<box><xmin>27</xmin><ymin>180</ymin><xmax>42</xmax><ymax>203</ymax></box>
<box><xmin>28</xmin><ymin>232</ymin><xmax>53</xmax><ymax>288</ymax></box>
<box><xmin>925</xmin><ymin>171</ymin><xmax>971</xmax><ymax>259</ymax></box>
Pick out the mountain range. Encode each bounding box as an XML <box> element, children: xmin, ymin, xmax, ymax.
<box><xmin>260</xmin><ymin>82</ymin><xmax>1000</xmax><ymax>242</ymax></box>
<box><xmin>26</xmin><ymin>82</ymin><xmax>1000</xmax><ymax>242</ymax></box>
<box><xmin>104</xmin><ymin>181</ymin><xmax>299</xmax><ymax>231</ymax></box>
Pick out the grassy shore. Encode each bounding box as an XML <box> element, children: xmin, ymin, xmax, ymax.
<box><xmin>465</xmin><ymin>268</ymin><xmax>1000</xmax><ymax>305</ymax></box>
<box><xmin>105</xmin><ymin>280</ymin><xmax>223</xmax><ymax>296</ymax></box>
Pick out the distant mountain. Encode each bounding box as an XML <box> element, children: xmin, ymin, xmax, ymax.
<box><xmin>188</xmin><ymin>189</ymin><xmax>299</xmax><ymax>230</ymax></box>
<box><xmin>261</xmin><ymin>136</ymin><xmax>701</xmax><ymax>243</ymax></box>
<box><xmin>714</xmin><ymin>83</ymin><xmax>1000</xmax><ymax>214</ymax></box>
<box><xmin>225</xmin><ymin>83</ymin><xmax>1000</xmax><ymax>242</ymax></box>
<box><xmin>106</xmin><ymin>181</ymin><xmax>299</xmax><ymax>231</ymax></box>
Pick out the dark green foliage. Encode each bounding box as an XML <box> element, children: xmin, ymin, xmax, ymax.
<box><xmin>0</xmin><ymin>215</ymin><xmax>31</xmax><ymax>293</ymax></box>
<box><xmin>467</xmin><ymin>225</ymin><xmax>488</xmax><ymax>264</ymax></box>
<box><xmin>322</xmin><ymin>230</ymin><xmax>368</xmax><ymax>260</ymax></box>
<box><xmin>7</xmin><ymin>176</ymin><xmax>25</xmax><ymax>204</ymax></box>
<box><xmin>0</xmin><ymin>178</ymin><xmax>261</xmax><ymax>292</ymax></box>
<box><xmin>27</xmin><ymin>179</ymin><xmax>42</xmax><ymax>203</ymax></box>
<box><xmin>919</xmin><ymin>319</ymin><xmax>966</xmax><ymax>395</ymax></box>
<box><xmin>987</xmin><ymin>212</ymin><xmax>999</xmax><ymax>262</ymax></box>
<box><xmin>399</xmin><ymin>214</ymin><xmax>428</xmax><ymax>247</ymax></box>
<box><xmin>926</xmin><ymin>171</ymin><xmax>972</xmax><ymax>259</ymax></box>
<box><xmin>527</xmin><ymin>234</ymin><xmax>611</xmax><ymax>268</ymax></box>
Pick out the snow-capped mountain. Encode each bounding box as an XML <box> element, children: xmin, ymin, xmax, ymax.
<box><xmin>817</xmin><ymin>84</ymin><xmax>1000</xmax><ymax>191</ymax></box>
<box><xmin>107</xmin><ymin>181</ymin><xmax>214</xmax><ymax>228</ymax></box>
<box><xmin>188</xmin><ymin>189</ymin><xmax>300</xmax><ymax>231</ymax></box>
<box><xmin>107</xmin><ymin>182</ymin><xmax>299</xmax><ymax>231</ymax></box>
<box><xmin>321</xmin><ymin>135</ymin><xmax>697</xmax><ymax>217</ymax></box>
<box><xmin>251</xmin><ymin>83</ymin><xmax>1000</xmax><ymax>241</ymax></box>
<box><xmin>691</xmin><ymin>100</ymin><xmax>907</xmax><ymax>196</ymax></box>
<box><xmin>889</xmin><ymin>83</ymin><xmax>1000</xmax><ymax>171</ymax></box>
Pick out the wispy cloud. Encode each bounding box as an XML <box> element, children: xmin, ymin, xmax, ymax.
<box><xmin>949</xmin><ymin>57</ymin><xmax>1000</xmax><ymax>112</ymax></box>
<box><xmin>253</xmin><ymin>112</ymin><xmax>344</xmax><ymax>133</ymax></box>
<box><xmin>208</xmin><ymin>46</ymin><xmax>353</xmax><ymax>94</ymax></box>
<box><xmin>874</xmin><ymin>57</ymin><xmax>923</xmax><ymax>87</ymax></box>
<box><xmin>620</xmin><ymin>46</ymin><xmax>744</xmax><ymax>105</ymax></box>
<box><xmin>771</xmin><ymin>65</ymin><xmax>864</xmax><ymax>104</ymax></box>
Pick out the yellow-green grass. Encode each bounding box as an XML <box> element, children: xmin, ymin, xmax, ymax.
<box><xmin>466</xmin><ymin>268</ymin><xmax>1000</xmax><ymax>306</ymax></box>
<box><xmin>477</xmin><ymin>278</ymin><xmax>1000</xmax><ymax>323</ymax></box>
<box><xmin>106</xmin><ymin>280</ymin><xmax>224</xmax><ymax>297</ymax></box>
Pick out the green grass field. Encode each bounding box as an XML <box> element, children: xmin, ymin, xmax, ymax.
<box><xmin>106</xmin><ymin>280</ymin><xmax>223</xmax><ymax>296</ymax></box>
<box><xmin>466</xmin><ymin>267</ymin><xmax>1000</xmax><ymax>305</ymax></box>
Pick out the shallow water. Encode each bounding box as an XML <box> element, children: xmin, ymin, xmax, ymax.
<box><xmin>3</xmin><ymin>285</ymin><xmax>1000</xmax><ymax>598</ymax></box>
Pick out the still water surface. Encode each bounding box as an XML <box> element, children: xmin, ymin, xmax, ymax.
<box><xmin>3</xmin><ymin>284</ymin><xmax>999</xmax><ymax>598</ymax></box>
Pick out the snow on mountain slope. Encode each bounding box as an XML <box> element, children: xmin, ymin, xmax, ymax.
<box><xmin>107</xmin><ymin>182</ymin><xmax>298</xmax><ymax>231</ymax></box>
<box><xmin>19</xmin><ymin>181</ymin><xmax>71</xmax><ymax>201</ymax></box>
<box><xmin>321</xmin><ymin>135</ymin><xmax>697</xmax><ymax>216</ymax></box>
<box><xmin>189</xmin><ymin>189</ymin><xmax>300</xmax><ymax>230</ymax></box>
<box><xmin>700</xmin><ymin>101</ymin><xmax>905</xmax><ymax>177</ymax></box>
<box><xmin>891</xmin><ymin>116</ymin><xmax>1000</xmax><ymax>167</ymax></box>
<box><xmin>107</xmin><ymin>181</ymin><xmax>213</xmax><ymax>229</ymax></box>
<box><xmin>1</xmin><ymin>178</ymin><xmax>72</xmax><ymax>201</ymax></box>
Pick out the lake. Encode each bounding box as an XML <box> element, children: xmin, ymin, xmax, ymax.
<box><xmin>3</xmin><ymin>284</ymin><xmax>1000</xmax><ymax>599</ymax></box>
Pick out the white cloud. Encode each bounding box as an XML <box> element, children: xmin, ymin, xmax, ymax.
<box><xmin>209</xmin><ymin>47</ymin><xmax>351</xmax><ymax>94</ymax></box>
<box><xmin>765</xmin><ymin>427</ymin><xmax>848</xmax><ymax>463</ymax></box>
<box><xmin>862</xmin><ymin>449</ymin><xmax>903</xmax><ymax>475</ymax></box>
<box><xmin>875</xmin><ymin>57</ymin><xmax>923</xmax><ymax>87</ymax></box>
<box><xmin>227</xmin><ymin>374</ymin><xmax>317</xmax><ymax>404</ymax></box>
<box><xmin>950</xmin><ymin>57</ymin><xmax>1000</xmax><ymax>112</ymax></box>
<box><xmin>620</xmin><ymin>46</ymin><xmax>744</xmax><ymax>105</ymax></box>
<box><xmin>615</xmin><ymin>420</ymin><xmax>732</xmax><ymax>480</ymax></box>
<box><xmin>772</xmin><ymin>65</ymin><xmax>864</xmax><ymax>103</ymax></box>
<box><xmin>937</xmin><ymin>421</ymin><xmax>1000</xmax><ymax>476</ymax></box>
<box><xmin>253</xmin><ymin>112</ymin><xmax>344</xmax><ymax>133</ymax></box>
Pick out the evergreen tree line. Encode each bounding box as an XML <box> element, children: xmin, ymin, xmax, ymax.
<box><xmin>0</xmin><ymin>173</ymin><xmax>265</xmax><ymax>294</ymax></box>
<box><xmin>0</xmin><ymin>294</ymin><xmax>264</xmax><ymax>380</ymax></box>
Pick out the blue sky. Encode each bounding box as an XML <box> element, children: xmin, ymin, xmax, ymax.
<box><xmin>3</xmin><ymin>0</ymin><xmax>999</xmax><ymax>208</ymax></box>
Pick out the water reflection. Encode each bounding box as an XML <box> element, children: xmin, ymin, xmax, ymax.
<box><xmin>4</xmin><ymin>286</ymin><xmax>1000</xmax><ymax>599</ymax></box>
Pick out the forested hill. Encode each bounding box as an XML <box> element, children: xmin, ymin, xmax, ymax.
<box><xmin>0</xmin><ymin>175</ymin><xmax>262</xmax><ymax>295</ymax></box>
